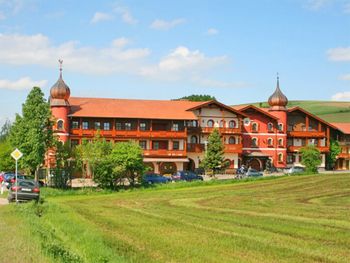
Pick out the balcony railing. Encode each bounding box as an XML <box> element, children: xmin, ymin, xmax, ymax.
<box><xmin>287</xmin><ymin>131</ymin><xmax>326</xmax><ymax>138</ymax></box>
<box><xmin>201</xmin><ymin>127</ymin><xmax>241</xmax><ymax>134</ymax></box>
<box><xmin>338</xmin><ymin>153</ymin><xmax>350</xmax><ymax>159</ymax></box>
<box><xmin>70</xmin><ymin>129</ymin><xmax>186</xmax><ymax>138</ymax></box>
<box><xmin>224</xmin><ymin>144</ymin><xmax>243</xmax><ymax>153</ymax></box>
<box><xmin>143</xmin><ymin>149</ymin><xmax>186</xmax><ymax>157</ymax></box>
<box><xmin>187</xmin><ymin>143</ymin><xmax>205</xmax><ymax>153</ymax></box>
<box><xmin>288</xmin><ymin>145</ymin><xmax>329</xmax><ymax>152</ymax></box>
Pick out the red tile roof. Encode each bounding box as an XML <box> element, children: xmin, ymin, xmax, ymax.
<box><xmin>68</xmin><ymin>97</ymin><xmax>206</xmax><ymax>120</ymax></box>
<box><xmin>232</xmin><ymin>105</ymin><xmax>278</xmax><ymax>120</ymax></box>
<box><xmin>331</xmin><ymin>123</ymin><xmax>350</xmax><ymax>134</ymax></box>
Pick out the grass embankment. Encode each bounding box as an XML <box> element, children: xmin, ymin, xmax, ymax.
<box><xmin>1</xmin><ymin>174</ymin><xmax>350</xmax><ymax>263</ymax></box>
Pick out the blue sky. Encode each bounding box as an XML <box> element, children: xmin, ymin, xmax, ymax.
<box><xmin>0</xmin><ymin>0</ymin><xmax>350</xmax><ymax>125</ymax></box>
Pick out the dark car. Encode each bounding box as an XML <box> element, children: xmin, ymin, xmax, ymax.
<box><xmin>143</xmin><ymin>173</ymin><xmax>171</xmax><ymax>184</ymax></box>
<box><xmin>245</xmin><ymin>169</ymin><xmax>263</xmax><ymax>177</ymax></box>
<box><xmin>7</xmin><ymin>179</ymin><xmax>40</xmax><ymax>202</ymax></box>
<box><xmin>172</xmin><ymin>171</ymin><xmax>204</xmax><ymax>182</ymax></box>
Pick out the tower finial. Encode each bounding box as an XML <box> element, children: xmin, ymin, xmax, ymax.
<box><xmin>276</xmin><ymin>72</ymin><xmax>280</xmax><ymax>89</ymax></box>
<box><xmin>58</xmin><ymin>59</ymin><xmax>63</xmax><ymax>78</ymax></box>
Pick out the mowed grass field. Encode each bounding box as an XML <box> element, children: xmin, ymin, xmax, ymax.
<box><xmin>1</xmin><ymin>174</ymin><xmax>350</xmax><ymax>263</ymax></box>
<box><xmin>239</xmin><ymin>100</ymin><xmax>350</xmax><ymax>123</ymax></box>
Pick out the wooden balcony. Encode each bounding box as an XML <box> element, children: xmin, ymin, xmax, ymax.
<box><xmin>288</xmin><ymin>145</ymin><xmax>329</xmax><ymax>153</ymax></box>
<box><xmin>224</xmin><ymin>144</ymin><xmax>243</xmax><ymax>153</ymax></box>
<box><xmin>143</xmin><ymin>149</ymin><xmax>186</xmax><ymax>157</ymax></box>
<box><xmin>202</xmin><ymin>127</ymin><xmax>241</xmax><ymax>134</ymax></box>
<box><xmin>338</xmin><ymin>153</ymin><xmax>350</xmax><ymax>159</ymax></box>
<box><xmin>187</xmin><ymin>143</ymin><xmax>205</xmax><ymax>153</ymax></box>
<box><xmin>149</xmin><ymin>130</ymin><xmax>186</xmax><ymax>138</ymax></box>
<box><xmin>287</xmin><ymin>131</ymin><xmax>326</xmax><ymax>138</ymax></box>
<box><xmin>70</xmin><ymin>129</ymin><xmax>186</xmax><ymax>138</ymax></box>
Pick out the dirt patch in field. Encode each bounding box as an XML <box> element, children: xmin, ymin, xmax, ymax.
<box><xmin>0</xmin><ymin>198</ymin><xmax>8</xmax><ymax>205</ymax></box>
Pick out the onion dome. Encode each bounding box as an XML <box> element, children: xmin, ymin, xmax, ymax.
<box><xmin>268</xmin><ymin>75</ymin><xmax>288</xmax><ymax>111</ymax></box>
<box><xmin>50</xmin><ymin>59</ymin><xmax>70</xmax><ymax>106</ymax></box>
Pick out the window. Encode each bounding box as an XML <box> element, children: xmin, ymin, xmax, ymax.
<box><xmin>70</xmin><ymin>139</ymin><xmax>79</xmax><ymax>147</ymax></box>
<box><xmin>229</xmin><ymin>120</ymin><xmax>236</xmax><ymax>128</ymax></box>
<box><xmin>252</xmin><ymin>122</ymin><xmax>258</xmax><ymax>132</ymax></box>
<box><xmin>219</xmin><ymin>120</ymin><xmax>225</xmax><ymax>128</ymax></box>
<box><xmin>139</xmin><ymin>140</ymin><xmax>147</xmax><ymax>149</ymax></box>
<box><xmin>140</xmin><ymin>122</ymin><xmax>146</xmax><ymax>131</ymax></box>
<box><xmin>103</xmin><ymin>122</ymin><xmax>110</xmax><ymax>130</ymax></box>
<box><xmin>267</xmin><ymin>123</ymin><xmax>273</xmax><ymax>132</ymax></box>
<box><xmin>207</xmin><ymin>119</ymin><xmax>214</xmax><ymax>128</ymax></box>
<box><xmin>94</xmin><ymin>121</ymin><xmax>101</xmax><ymax>130</ymax></box>
<box><xmin>173</xmin><ymin>141</ymin><xmax>179</xmax><ymax>150</ymax></box>
<box><xmin>252</xmin><ymin>138</ymin><xmax>258</xmax><ymax>147</ymax></box>
<box><xmin>267</xmin><ymin>138</ymin><xmax>273</xmax><ymax>146</ymax></box>
<box><xmin>57</xmin><ymin>120</ymin><xmax>64</xmax><ymax>131</ymax></box>
<box><xmin>190</xmin><ymin>135</ymin><xmax>198</xmax><ymax>144</ymax></box>
<box><xmin>172</xmin><ymin>123</ymin><xmax>179</xmax><ymax>131</ymax></box>
<box><xmin>228</xmin><ymin>136</ymin><xmax>236</xmax><ymax>144</ymax></box>
<box><xmin>278</xmin><ymin>153</ymin><xmax>283</xmax><ymax>162</ymax></box>
<box><xmin>71</xmin><ymin>121</ymin><xmax>79</xmax><ymax>129</ymax></box>
<box><xmin>278</xmin><ymin>123</ymin><xmax>283</xmax><ymax>132</ymax></box>
<box><xmin>278</xmin><ymin>138</ymin><xmax>283</xmax><ymax>147</ymax></box>
<box><xmin>287</xmin><ymin>154</ymin><xmax>294</xmax><ymax>164</ymax></box>
<box><xmin>125</xmin><ymin>122</ymin><xmax>131</xmax><ymax>130</ymax></box>
<box><xmin>153</xmin><ymin>141</ymin><xmax>159</xmax><ymax>150</ymax></box>
<box><xmin>82</xmin><ymin>121</ymin><xmax>89</xmax><ymax>130</ymax></box>
<box><xmin>116</xmin><ymin>122</ymin><xmax>122</xmax><ymax>130</ymax></box>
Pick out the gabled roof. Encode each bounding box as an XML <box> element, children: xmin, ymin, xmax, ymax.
<box><xmin>232</xmin><ymin>104</ymin><xmax>279</xmax><ymax>120</ymax></box>
<box><xmin>287</xmin><ymin>106</ymin><xmax>338</xmax><ymax>129</ymax></box>
<box><xmin>68</xmin><ymin>97</ymin><xmax>204</xmax><ymax>120</ymax></box>
<box><xmin>188</xmin><ymin>100</ymin><xmax>248</xmax><ymax>117</ymax></box>
<box><xmin>331</xmin><ymin>123</ymin><xmax>350</xmax><ymax>134</ymax></box>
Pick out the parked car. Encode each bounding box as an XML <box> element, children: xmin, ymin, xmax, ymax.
<box><xmin>286</xmin><ymin>166</ymin><xmax>305</xmax><ymax>174</ymax></box>
<box><xmin>245</xmin><ymin>169</ymin><xmax>263</xmax><ymax>177</ymax></box>
<box><xmin>7</xmin><ymin>179</ymin><xmax>40</xmax><ymax>202</ymax></box>
<box><xmin>4</xmin><ymin>173</ymin><xmax>26</xmax><ymax>189</ymax></box>
<box><xmin>143</xmin><ymin>173</ymin><xmax>171</xmax><ymax>184</ymax></box>
<box><xmin>172</xmin><ymin>171</ymin><xmax>204</xmax><ymax>182</ymax></box>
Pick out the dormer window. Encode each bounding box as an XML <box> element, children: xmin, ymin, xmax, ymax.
<box><xmin>57</xmin><ymin>120</ymin><xmax>64</xmax><ymax>131</ymax></box>
<box><xmin>207</xmin><ymin>119</ymin><xmax>214</xmax><ymax>128</ymax></box>
<box><xmin>228</xmin><ymin>136</ymin><xmax>236</xmax><ymax>144</ymax></box>
<box><xmin>219</xmin><ymin>120</ymin><xmax>225</xmax><ymax>128</ymax></box>
<box><xmin>229</xmin><ymin>120</ymin><xmax>236</xmax><ymax>128</ymax></box>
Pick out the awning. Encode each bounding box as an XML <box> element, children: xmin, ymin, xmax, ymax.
<box><xmin>143</xmin><ymin>158</ymin><xmax>189</xmax><ymax>163</ymax></box>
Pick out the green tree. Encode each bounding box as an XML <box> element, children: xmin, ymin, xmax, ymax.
<box><xmin>326</xmin><ymin>140</ymin><xmax>341</xmax><ymax>170</ymax></box>
<box><xmin>0</xmin><ymin>139</ymin><xmax>15</xmax><ymax>171</ymax></box>
<box><xmin>300</xmin><ymin>145</ymin><xmax>322</xmax><ymax>173</ymax></box>
<box><xmin>175</xmin><ymin>94</ymin><xmax>216</xmax><ymax>101</ymax></box>
<box><xmin>9</xmin><ymin>87</ymin><xmax>54</xmax><ymax>176</ymax></box>
<box><xmin>0</xmin><ymin>119</ymin><xmax>11</xmax><ymax>142</ymax></box>
<box><xmin>109</xmin><ymin>141</ymin><xmax>145</xmax><ymax>187</ymax></box>
<box><xmin>51</xmin><ymin>141</ymin><xmax>74</xmax><ymax>188</ymax></box>
<box><xmin>201</xmin><ymin>128</ymin><xmax>225</xmax><ymax>174</ymax></box>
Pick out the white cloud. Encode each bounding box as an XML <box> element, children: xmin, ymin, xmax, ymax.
<box><xmin>150</xmin><ymin>18</ymin><xmax>186</xmax><ymax>30</ymax></box>
<box><xmin>91</xmin><ymin>12</ymin><xmax>113</xmax><ymax>24</ymax></box>
<box><xmin>0</xmin><ymin>33</ymin><xmax>150</xmax><ymax>75</ymax></box>
<box><xmin>327</xmin><ymin>47</ymin><xmax>350</xmax><ymax>61</ymax></box>
<box><xmin>0</xmin><ymin>77</ymin><xmax>47</xmax><ymax>90</ymax></box>
<box><xmin>331</xmin><ymin>91</ymin><xmax>350</xmax><ymax>100</ymax></box>
<box><xmin>206</xmin><ymin>28</ymin><xmax>219</xmax><ymax>35</ymax></box>
<box><xmin>340</xmin><ymin>74</ymin><xmax>350</xmax><ymax>80</ymax></box>
<box><xmin>306</xmin><ymin>0</ymin><xmax>333</xmax><ymax>10</ymax></box>
<box><xmin>114</xmin><ymin>6</ymin><xmax>138</xmax><ymax>24</ymax></box>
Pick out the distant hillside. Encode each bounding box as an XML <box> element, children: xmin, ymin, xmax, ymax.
<box><xmin>233</xmin><ymin>101</ymin><xmax>350</xmax><ymax>123</ymax></box>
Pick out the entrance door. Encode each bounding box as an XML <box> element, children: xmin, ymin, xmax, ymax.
<box><xmin>249</xmin><ymin>159</ymin><xmax>261</xmax><ymax>171</ymax></box>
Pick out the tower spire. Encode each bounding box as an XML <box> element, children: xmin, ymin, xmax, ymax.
<box><xmin>268</xmin><ymin>74</ymin><xmax>288</xmax><ymax>111</ymax></box>
<box><xmin>58</xmin><ymin>59</ymin><xmax>63</xmax><ymax>78</ymax></box>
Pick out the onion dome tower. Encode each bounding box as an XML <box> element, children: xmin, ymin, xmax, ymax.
<box><xmin>268</xmin><ymin>75</ymin><xmax>288</xmax><ymax>111</ymax></box>
<box><xmin>50</xmin><ymin>60</ymin><xmax>70</xmax><ymax>142</ymax></box>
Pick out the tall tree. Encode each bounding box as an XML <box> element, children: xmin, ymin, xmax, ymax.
<box><xmin>175</xmin><ymin>94</ymin><xmax>216</xmax><ymax>101</ymax></box>
<box><xmin>9</xmin><ymin>87</ymin><xmax>54</xmax><ymax>176</ymax></box>
<box><xmin>0</xmin><ymin>140</ymin><xmax>15</xmax><ymax>171</ymax></box>
<box><xmin>326</xmin><ymin>140</ymin><xmax>341</xmax><ymax>170</ymax></box>
<box><xmin>300</xmin><ymin>145</ymin><xmax>322</xmax><ymax>173</ymax></box>
<box><xmin>201</xmin><ymin>128</ymin><xmax>225</xmax><ymax>174</ymax></box>
<box><xmin>0</xmin><ymin>119</ymin><xmax>11</xmax><ymax>142</ymax></box>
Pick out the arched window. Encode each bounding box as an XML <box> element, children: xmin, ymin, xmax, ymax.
<box><xmin>228</xmin><ymin>136</ymin><xmax>236</xmax><ymax>144</ymax></box>
<box><xmin>278</xmin><ymin>153</ymin><xmax>283</xmax><ymax>162</ymax></box>
<box><xmin>207</xmin><ymin>119</ymin><xmax>214</xmax><ymax>128</ymax></box>
<box><xmin>278</xmin><ymin>138</ymin><xmax>283</xmax><ymax>146</ymax></box>
<box><xmin>252</xmin><ymin>138</ymin><xmax>258</xmax><ymax>147</ymax></box>
<box><xmin>267</xmin><ymin>138</ymin><xmax>273</xmax><ymax>146</ymax></box>
<box><xmin>219</xmin><ymin>120</ymin><xmax>225</xmax><ymax>128</ymax></box>
<box><xmin>278</xmin><ymin>123</ymin><xmax>283</xmax><ymax>132</ymax></box>
<box><xmin>252</xmin><ymin>122</ymin><xmax>258</xmax><ymax>132</ymax></box>
<box><xmin>190</xmin><ymin>135</ymin><xmax>198</xmax><ymax>144</ymax></box>
<box><xmin>267</xmin><ymin>123</ymin><xmax>273</xmax><ymax>132</ymax></box>
<box><xmin>229</xmin><ymin>120</ymin><xmax>236</xmax><ymax>128</ymax></box>
<box><xmin>57</xmin><ymin>120</ymin><xmax>64</xmax><ymax>131</ymax></box>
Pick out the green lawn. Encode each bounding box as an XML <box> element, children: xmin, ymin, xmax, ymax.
<box><xmin>1</xmin><ymin>174</ymin><xmax>350</xmax><ymax>262</ymax></box>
